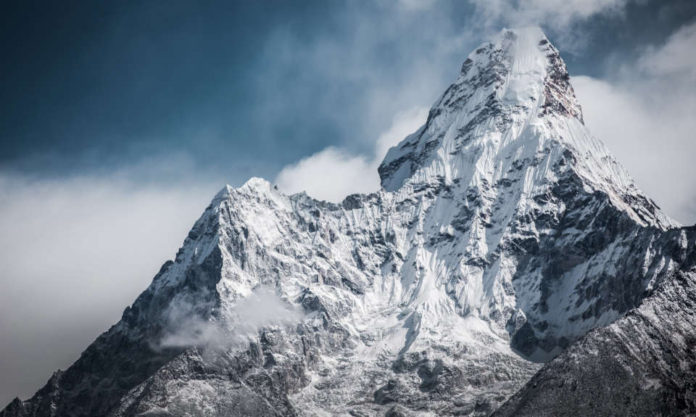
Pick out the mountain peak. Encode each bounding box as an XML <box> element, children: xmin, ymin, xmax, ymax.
<box><xmin>378</xmin><ymin>27</ymin><xmax>586</xmax><ymax>192</ymax></box>
<box><xmin>486</xmin><ymin>26</ymin><xmax>549</xmax><ymax>69</ymax></box>
<box><xmin>240</xmin><ymin>177</ymin><xmax>274</xmax><ymax>193</ymax></box>
<box><xmin>455</xmin><ymin>26</ymin><xmax>582</xmax><ymax>121</ymax></box>
<box><xmin>378</xmin><ymin>27</ymin><xmax>671</xmax><ymax>229</ymax></box>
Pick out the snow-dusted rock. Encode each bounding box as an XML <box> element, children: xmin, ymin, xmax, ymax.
<box><xmin>3</xmin><ymin>27</ymin><xmax>693</xmax><ymax>417</ymax></box>
<box><xmin>493</xmin><ymin>227</ymin><xmax>696</xmax><ymax>416</ymax></box>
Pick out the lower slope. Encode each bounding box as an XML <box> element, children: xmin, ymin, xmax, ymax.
<box><xmin>493</xmin><ymin>227</ymin><xmax>696</xmax><ymax>417</ymax></box>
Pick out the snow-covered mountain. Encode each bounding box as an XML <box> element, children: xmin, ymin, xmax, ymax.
<box><xmin>3</xmin><ymin>27</ymin><xmax>694</xmax><ymax>417</ymax></box>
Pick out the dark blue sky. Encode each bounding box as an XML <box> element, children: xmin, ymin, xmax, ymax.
<box><xmin>2</xmin><ymin>0</ymin><xmax>694</xmax><ymax>185</ymax></box>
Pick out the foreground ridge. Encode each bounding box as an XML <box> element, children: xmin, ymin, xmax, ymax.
<box><xmin>494</xmin><ymin>227</ymin><xmax>696</xmax><ymax>415</ymax></box>
<box><xmin>3</xmin><ymin>27</ymin><xmax>694</xmax><ymax>417</ymax></box>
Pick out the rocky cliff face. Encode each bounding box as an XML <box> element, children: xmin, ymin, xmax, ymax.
<box><xmin>493</xmin><ymin>227</ymin><xmax>696</xmax><ymax>416</ymax></box>
<box><xmin>2</xmin><ymin>27</ymin><xmax>693</xmax><ymax>417</ymax></box>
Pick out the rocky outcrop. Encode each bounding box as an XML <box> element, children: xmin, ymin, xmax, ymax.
<box><xmin>494</xmin><ymin>227</ymin><xmax>696</xmax><ymax>416</ymax></box>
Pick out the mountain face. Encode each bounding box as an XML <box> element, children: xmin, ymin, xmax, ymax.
<box><xmin>493</xmin><ymin>227</ymin><xmax>696</xmax><ymax>416</ymax></box>
<box><xmin>3</xmin><ymin>27</ymin><xmax>694</xmax><ymax>417</ymax></box>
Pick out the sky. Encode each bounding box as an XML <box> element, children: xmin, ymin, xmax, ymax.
<box><xmin>1</xmin><ymin>0</ymin><xmax>695</xmax><ymax>406</ymax></box>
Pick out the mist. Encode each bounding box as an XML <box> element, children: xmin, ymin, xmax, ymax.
<box><xmin>157</xmin><ymin>287</ymin><xmax>304</xmax><ymax>351</ymax></box>
<box><xmin>0</xmin><ymin>170</ymin><xmax>219</xmax><ymax>405</ymax></box>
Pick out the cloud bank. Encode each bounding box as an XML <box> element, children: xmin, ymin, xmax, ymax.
<box><xmin>0</xmin><ymin>171</ymin><xmax>219</xmax><ymax>405</ymax></box>
<box><xmin>471</xmin><ymin>0</ymin><xmax>628</xmax><ymax>28</ymax></box>
<box><xmin>573</xmin><ymin>21</ymin><xmax>696</xmax><ymax>224</ymax></box>
<box><xmin>275</xmin><ymin>107</ymin><xmax>428</xmax><ymax>202</ymax></box>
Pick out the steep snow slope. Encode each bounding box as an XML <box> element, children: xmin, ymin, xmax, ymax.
<box><xmin>378</xmin><ymin>26</ymin><xmax>675</xmax><ymax>361</ymax></box>
<box><xmin>2</xmin><ymin>27</ymin><xmax>692</xmax><ymax>417</ymax></box>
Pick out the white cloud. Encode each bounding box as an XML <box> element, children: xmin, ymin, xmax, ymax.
<box><xmin>471</xmin><ymin>0</ymin><xmax>628</xmax><ymax>29</ymax></box>
<box><xmin>275</xmin><ymin>148</ymin><xmax>377</xmax><ymax>202</ymax></box>
<box><xmin>275</xmin><ymin>107</ymin><xmax>428</xmax><ymax>202</ymax></box>
<box><xmin>0</xmin><ymin>172</ymin><xmax>219</xmax><ymax>404</ymax></box>
<box><xmin>375</xmin><ymin>107</ymin><xmax>430</xmax><ymax>161</ymax></box>
<box><xmin>572</xmin><ymin>22</ymin><xmax>696</xmax><ymax>224</ymax></box>
<box><xmin>395</xmin><ymin>0</ymin><xmax>438</xmax><ymax>12</ymax></box>
<box><xmin>638</xmin><ymin>22</ymin><xmax>696</xmax><ymax>79</ymax></box>
<box><xmin>254</xmin><ymin>3</ymin><xmax>476</xmax><ymax>164</ymax></box>
<box><xmin>158</xmin><ymin>287</ymin><xmax>303</xmax><ymax>351</ymax></box>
